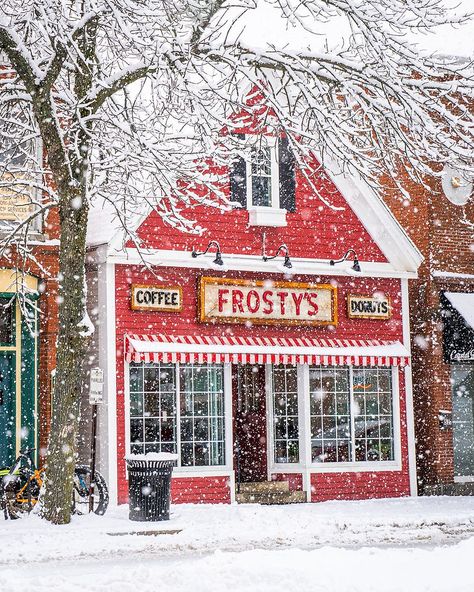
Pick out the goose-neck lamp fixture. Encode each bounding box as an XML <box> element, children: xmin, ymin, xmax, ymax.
<box><xmin>329</xmin><ymin>249</ymin><xmax>361</xmax><ymax>272</ymax></box>
<box><xmin>263</xmin><ymin>244</ymin><xmax>292</xmax><ymax>269</ymax></box>
<box><xmin>192</xmin><ymin>240</ymin><xmax>224</xmax><ymax>266</ymax></box>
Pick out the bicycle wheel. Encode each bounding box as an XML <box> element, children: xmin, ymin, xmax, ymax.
<box><xmin>2</xmin><ymin>470</ymin><xmax>40</xmax><ymax>519</ymax></box>
<box><xmin>72</xmin><ymin>465</ymin><xmax>109</xmax><ymax>516</ymax></box>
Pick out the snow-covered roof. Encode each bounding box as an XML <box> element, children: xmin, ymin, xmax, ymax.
<box><xmin>445</xmin><ymin>292</ymin><xmax>474</xmax><ymax>329</ymax></box>
<box><xmin>86</xmin><ymin>199</ymin><xmax>122</xmax><ymax>247</ymax></box>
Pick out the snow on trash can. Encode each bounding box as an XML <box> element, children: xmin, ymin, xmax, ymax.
<box><xmin>125</xmin><ymin>453</ymin><xmax>178</xmax><ymax>521</ymax></box>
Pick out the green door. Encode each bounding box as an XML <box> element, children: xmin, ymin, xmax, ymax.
<box><xmin>0</xmin><ymin>352</ymin><xmax>15</xmax><ymax>466</ymax></box>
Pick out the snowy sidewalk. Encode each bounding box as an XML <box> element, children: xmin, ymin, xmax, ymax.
<box><xmin>2</xmin><ymin>497</ymin><xmax>474</xmax><ymax>592</ymax></box>
<box><xmin>1</xmin><ymin>496</ymin><xmax>474</xmax><ymax>564</ymax></box>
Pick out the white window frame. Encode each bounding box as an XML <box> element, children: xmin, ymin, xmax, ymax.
<box><xmin>308</xmin><ymin>365</ymin><xmax>401</xmax><ymax>472</ymax></box>
<box><xmin>125</xmin><ymin>361</ymin><xmax>233</xmax><ymax>476</ymax></box>
<box><xmin>246</xmin><ymin>137</ymin><xmax>279</xmax><ymax>208</ymax></box>
<box><xmin>246</xmin><ymin>137</ymin><xmax>287</xmax><ymax>227</ymax></box>
<box><xmin>266</xmin><ymin>364</ymin><xmax>402</xmax><ymax>476</ymax></box>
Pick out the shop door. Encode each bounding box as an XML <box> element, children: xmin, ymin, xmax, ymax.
<box><xmin>0</xmin><ymin>352</ymin><xmax>15</xmax><ymax>467</ymax></box>
<box><xmin>452</xmin><ymin>365</ymin><xmax>474</xmax><ymax>477</ymax></box>
<box><xmin>233</xmin><ymin>364</ymin><xmax>267</xmax><ymax>482</ymax></box>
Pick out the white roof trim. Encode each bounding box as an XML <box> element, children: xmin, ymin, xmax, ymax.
<box><xmin>323</xmin><ymin>155</ymin><xmax>422</xmax><ymax>273</ymax></box>
<box><xmin>99</xmin><ymin>247</ymin><xmax>418</xmax><ymax>279</ymax></box>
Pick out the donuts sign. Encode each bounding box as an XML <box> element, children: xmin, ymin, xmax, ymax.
<box><xmin>199</xmin><ymin>277</ymin><xmax>337</xmax><ymax>326</ymax></box>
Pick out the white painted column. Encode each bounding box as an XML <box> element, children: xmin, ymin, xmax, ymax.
<box><xmin>401</xmin><ymin>277</ymin><xmax>418</xmax><ymax>496</ymax></box>
<box><xmin>97</xmin><ymin>258</ymin><xmax>118</xmax><ymax>505</ymax></box>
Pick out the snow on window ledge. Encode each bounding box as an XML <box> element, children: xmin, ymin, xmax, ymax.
<box><xmin>248</xmin><ymin>206</ymin><xmax>287</xmax><ymax>227</ymax></box>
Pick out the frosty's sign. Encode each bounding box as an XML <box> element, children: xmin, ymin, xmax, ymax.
<box><xmin>199</xmin><ymin>277</ymin><xmax>337</xmax><ymax>326</ymax></box>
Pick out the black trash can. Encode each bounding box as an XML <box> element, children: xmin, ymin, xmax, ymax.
<box><xmin>126</xmin><ymin>458</ymin><xmax>176</xmax><ymax>521</ymax></box>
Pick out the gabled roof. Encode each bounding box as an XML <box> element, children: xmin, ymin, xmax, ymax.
<box><xmin>87</xmin><ymin>155</ymin><xmax>423</xmax><ymax>277</ymax></box>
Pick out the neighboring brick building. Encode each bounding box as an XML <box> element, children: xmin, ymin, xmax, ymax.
<box><xmin>384</xmin><ymin>171</ymin><xmax>474</xmax><ymax>493</ymax></box>
<box><xmin>0</xmin><ymin>193</ymin><xmax>59</xmax><ymax>468</ymax></box>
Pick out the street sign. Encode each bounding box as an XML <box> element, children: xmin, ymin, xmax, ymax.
<box><xmin>89</xmin><ymin>367</ymin><xmax>104</xmax><ymax>405</ymax></box>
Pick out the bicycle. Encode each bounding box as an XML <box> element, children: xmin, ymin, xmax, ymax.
<box><xmin>0</xmin><ymin>448</ymin><xmax>109</xmax><ymax>520</ymax></box>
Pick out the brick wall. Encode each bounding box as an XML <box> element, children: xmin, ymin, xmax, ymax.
<box><xmin>383</xmin><ymin>172</ymin><xmax>474</xmax><ymax>488</ymax></box>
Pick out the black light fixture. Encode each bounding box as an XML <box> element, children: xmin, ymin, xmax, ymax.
<box><xmin>192</xmin><ymin>240</ymin><xmax>224</xmax><ymax>266</ymax></box>
<box><xmin>263</xmin><ymin>244</ymin><xmax>292</xmax><ymax>269</ymax></box>
<box><xmin>329</xmin><ymin>249</ymin><xmax>361</xmax><ymax>272</ymax></box>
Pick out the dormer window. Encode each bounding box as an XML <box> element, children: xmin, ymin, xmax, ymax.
<box><xmin>230</xmin><ymin>135</ymin><xmax>296</xmax><ymax>227</ymax></box>
<box><xmin>249</xmin><ymin>140</ymin><xmax>278</xmax><ymax>208</ymax></box>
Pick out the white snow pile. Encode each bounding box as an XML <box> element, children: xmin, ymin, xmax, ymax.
<box><xmin>1</xmin><ymin>497</ymin><xmax>474</xmax><ymax>591</ymax></box>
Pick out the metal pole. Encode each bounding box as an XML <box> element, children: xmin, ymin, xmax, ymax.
<box><xmin>89</xmin><ymin>403</ymin><xmax>98</xmax><ymax>513</ymax></box>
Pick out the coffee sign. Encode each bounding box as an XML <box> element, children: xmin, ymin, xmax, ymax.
<box><xmin>131</xmin><ymin>285</ymin><xmax>182</xmax><ymax>312</ymax></box>
<box><xmin>199</xmin><ymin>277</ymin><xmax>337</xmax><ymax>326</ymax></box>
<box><xmin>348</xmin><ymin>294</ymin><xmax>391</xmax><ymax>320</ymax></box>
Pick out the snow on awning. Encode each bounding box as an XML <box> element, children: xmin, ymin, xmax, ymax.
<box><xmin>124</xmin><ymin>334</ymin><xmax>410</xmax><ymax>367</ymax></box>
<box><xmin>444</xmin><ymin>292</ymin><xmax>474</xmax><ymax>330</ymax></box>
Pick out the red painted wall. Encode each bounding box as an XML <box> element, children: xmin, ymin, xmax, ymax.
<box><xmin>133</xmin><ymin>162</ymin><xmax>388</xmax><ymax>264</ymax></box>
<box><xmin>172</xmin><ymin>476</ymin><xmax>231</xmax><ymax>504</ymax></box>
<box><xmin>114</xmin><ymin>263</ymin><xmax>406</xmax><ymax>504</ymax></box>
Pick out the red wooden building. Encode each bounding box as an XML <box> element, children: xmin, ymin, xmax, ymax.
<box><xmin>85</xmin><ymin>137</ymin><xmax>422</xmax><ymax>505</ymax></box>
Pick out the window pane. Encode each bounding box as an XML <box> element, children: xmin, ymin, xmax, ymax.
<box><xmin>0</xmin><ymin>298</ymin><xmax>14</xmax><ymax>345</ymax></box>
<box><xmin>310</xmin><ymin>366</ymin><xmax>351</xmax><ymax>463</ymax></box>
<box><xmin>129</xmin><ymin>363</ymin><xmax>177</xmax><ymax>455</ymax></box>
<box><xmin>271</xmin><ymin>365</ymin><xmax>299</xmax><ymax>463</ymax></box>
<box><xmin>352</xmin><ymin>368</ymin><xmax>394</xmax><ymax>463</ymax></box>
<box><xmin>179</xmin><ymin>364</ymin><xmax>225</xmax><ymax>467</ymax></box>
<box><xmin>251</xmin><ymin>146</ymin><xmax>272</xmax><ymax>207</ymax></box>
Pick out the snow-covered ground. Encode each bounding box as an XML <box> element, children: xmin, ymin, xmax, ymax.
<box><xmin>1</xmin><ymin>497</ymin><xmax>474</xmax><ymax>591</ymax></box>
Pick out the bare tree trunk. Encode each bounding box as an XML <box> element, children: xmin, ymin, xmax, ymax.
<box><xmin>40</xmin><ymin>190</ymin><xmax>89</xmax><ymax>525</ymax></box>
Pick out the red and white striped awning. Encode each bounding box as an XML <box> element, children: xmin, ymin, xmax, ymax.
<box><xmin>124</xmin><ymin>334</ymin><xmax>410</xmax><ymax>367</ymax></box>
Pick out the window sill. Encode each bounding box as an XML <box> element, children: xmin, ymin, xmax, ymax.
<box><xmin>248</xmin><ymin>206</ymin><xmax>287</xmax><ymax>227</ymax></box>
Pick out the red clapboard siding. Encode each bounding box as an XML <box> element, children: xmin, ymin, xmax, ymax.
<box><xmin>118</xmin><ymin>476</ymin><xmax>231</xmax><ymax>505</ymax></box>
<box><xmin>171</xmin><ymin>477</ymin><xmax>231</xmax><ymax>504</ymax></box>
<box><xmin>114</xmin><ymin>264</ymin><xmax>406</xmax><ymax>503</ymax></box>
<box><xmin>311</xmin><ymin>471</ymin><xmax>411</xmax><ymax>502</ymax></box>
<box><xmin>132</xmin><ymin>162</ymin><xmax>388</xmax><ymax>264</ymax></box>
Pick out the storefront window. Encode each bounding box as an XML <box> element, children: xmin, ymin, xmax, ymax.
<box><xmin>452</xmin><ymin>365</ymin><xmax>474</xmax><ymax>477</ymax></box>
<box><xmin>272</xmin><ymin>365</ymin><xmax>299</xmax><ymax>463</ymax></box>
<box><xmin>130</xmin><ymin>363</ymin><xmax>177</xmax><ymax>455</ymax></box>
<box><xmin>310</xmin><ymin>366</ymin><xmax>394</xmax><ymax>463</ymax></box>
<box><xmin>180</xmin><ymin>364</ymin><xmax>225</xmax><ymax>467</ymax></box>
<box><xmin>129</xmin><ymin>363</ymin><xmax>225</xmax><ymax>467</ymax></box>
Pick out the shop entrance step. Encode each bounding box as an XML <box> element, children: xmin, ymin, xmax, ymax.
<box><xmin>235</xmin><ymin>481</ymin><xmax>306</xmax><ymax>504</ymax></box>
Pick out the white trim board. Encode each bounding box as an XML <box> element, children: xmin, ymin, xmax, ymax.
<box><xmin>100</xmin><ymin>247</ymin><xmax>418</xmax><ymax>279</ymax></box>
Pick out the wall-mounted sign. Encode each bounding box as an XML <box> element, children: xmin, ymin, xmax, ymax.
<box><xmin>347</xmin><ymin>294</ymin><xmax>391</xmax><ymax>320</ymax></box>
<box><xmin>449</xmin><ymin>349</ymin><xmax>474</xmax><ymax>363</ymax></box>
<box><xmin>438</xmin><ymin>410</ymin><xmax>453</xmax><ymax>431</ymax></box>
<box><xmin>131</xmin><ymin>285</ymin><xmax>182</xmax><ymax>312</ymax></box>
<box><xmin>199</xmin><ymin>277</ymin><xmax>337</xmax><ymax>326</ymax></box>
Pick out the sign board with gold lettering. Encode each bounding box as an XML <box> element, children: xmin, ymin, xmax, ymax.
<box><xmin>199</xmin><ymin>277</ymin><xmax>337</xmax><ymax>326</ymax></box>
<box><xmin>0</xmin><ymin>173</ymin><xmax>35</xmax><ymax>222</ymax></box>
<box><xmin>131</xmin><ymin>285</ymin><xmax>182</xmax><ymax>312</ymax></box>
<box><xmin>347</xmin><ymin>294</ymin><xmax>391</xmax><ymax>320</ymax></box>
